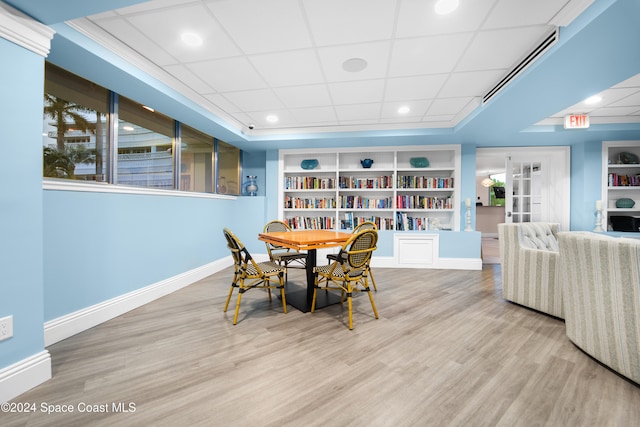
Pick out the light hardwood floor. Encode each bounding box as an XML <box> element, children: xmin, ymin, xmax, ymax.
<box><xmin>4</xmin><ymin>265</ymin><xmax>640</xmax><ymax>427</ymax></box>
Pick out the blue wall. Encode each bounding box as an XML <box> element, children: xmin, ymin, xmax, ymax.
<box><xmin>0</xmin><ymin>38</ymin><xmax>46</xmax><ymax>367</ymax></box>
<box><xmin>42</xmin><ymin>191</ymin><xmax>268</xmax><ymax>320</ymax></box>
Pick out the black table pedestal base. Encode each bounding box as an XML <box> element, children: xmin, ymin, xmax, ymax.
<box><xmin>284</xmin><ymin>284</ymin><xmax>341</xmax><ymax>313</ymax></box>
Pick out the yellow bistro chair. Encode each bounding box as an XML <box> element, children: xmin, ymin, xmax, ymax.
<box><xmin>312</xmin><ymin>229</ymin><xmax>379</xmax><ymax>330</ymax></box>
<box><xmin>223</xmin><ymin>228</ymin><xmax>287</xmax><ymax>325</ymax></box>
<box><xmin>263</xmin><ymin>220</ymin><xmax>307</xmax><ymax>279</ymax></box>
<box><xmin>327</xmin><ymin>221</ymin><xmax>378</xmax><ymax>291</ymax></box>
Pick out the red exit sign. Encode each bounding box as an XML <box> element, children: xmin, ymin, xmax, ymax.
<box><xmin>564</xmin><ymin>114</ymin><xmax>590</xmax><ymax>129</ymax></box>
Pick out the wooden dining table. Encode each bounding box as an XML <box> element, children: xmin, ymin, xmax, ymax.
<box><xmin>258</xmin><ymin>229</ymin><xmax>352</xmax><ymax>312</ymax></box>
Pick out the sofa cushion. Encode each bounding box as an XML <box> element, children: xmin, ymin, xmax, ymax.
<box><xmin>520</xmin><ymin>223</ymin><xmax>559</xmax><ymax>251</ymax></box>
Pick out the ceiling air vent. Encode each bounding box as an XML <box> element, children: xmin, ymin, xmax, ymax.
<box><xmin>482</xmin><ymin>28</ymin><xmax>559</xmax><ymax>105</ymax></box>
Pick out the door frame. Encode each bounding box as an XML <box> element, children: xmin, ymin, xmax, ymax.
<box><xmin>477</xmin><ymin>146</ymin><xmax>570</xmax><ymax>231</ymax></box>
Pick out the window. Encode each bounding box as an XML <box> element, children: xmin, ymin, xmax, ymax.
<box><xmin>180</xmin><ymin>125</ymin><xmax>215</xmax><ymax>193</ymax></box>
<box><xmin>116</xmin><ymin>96</ymin><xmax>174</xmax><ymax>189</ymax></box>
<box><xmin>43</xmin><ymin>62</ymin><xmax>242</xmax><ymax>195</ymax></box>
<box><xmin>43</xmin><ymin>63</ymin><xmax>109</xmax><ymax>181</ymax></box>
<box><xmin>216</xmin><ymin>140</ymin><xmax>241</xmax><ymax>195</ymax></box>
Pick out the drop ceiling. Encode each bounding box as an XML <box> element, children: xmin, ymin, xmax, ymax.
<box><xmin>51</xmin><ymin>0</ymin><xmax>616</xmax><ymax>135</ymax></box>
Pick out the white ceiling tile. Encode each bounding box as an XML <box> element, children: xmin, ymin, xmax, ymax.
<box><xmin>329</xmin><ymin>80</ymin><xmax>385</xmax><ymax>105</ymax></box>
<box><xmin>187</xmin><ymin>57</ymin><xmax>266</xmax><ymax>92</ymax></box>
<box><xmin>592</xmin><ymin>106</ymin><xmax>640</xmax><ymax>117</ymax></box>
<box><xmin>164</xmin><ymin>64</ymin><xmax>215</xmax><ymax>94</ymax></box>
<box><xmin>303</xmin><ymin>0</ymin><xmax>397</xmax><ymax>46</ymax></box>
<box><xmin>317</xmin><ymin>42</ymin><xmax>391</xmax><ymax>82</ymax></box>
<box><xmin>124</xmin><ymin>3</ymin><xmax>240</xmax><ymax>63</ymax></box>
<box><xmin>223</xmin><ymin>89</ymin><xmax>284</xmax><ymax>112</ymax></box>
<box><xmin>335</xmin><ymin>103</ymin><xmax>382</xmax><ymax>122</ymax></box>
<box><xmin>249</xmin><ymin>50</ymin><xmax>325</xmax><ymax>87</ymax></box>
<box><xmin>422</xmin><ymin>115</ymin><xmax>456</xmax><ymax>123</ymax></box>
<box><xmin>608</xmin><ymin>90</ymin><xmax>640</xmax><ymax>108</ymax></box>
<box><xmin>91</xmin><ymin>17</ymin><xmax>178</xmax><ymax>65</ymax></box>
<box><xmin>274</xmin><ymin>85</ymin><xmax>332</xmax><ymax>109</ymax></box>
<box><xmin>439</xmin><ymin>70</ymin><xmax>506</xmax><ymax>98</ymax></box>
<box><xmin>613</xmin><ymin>73</ymin><xmax>640</xmax><ymax>88</ymax></box>
<box><xmin>427</xmin><ymin>97</ymin><xmax>473</xmax><ymax>116</ymax></box>
<box><xmin>483</xmin><ymin>0</ymin><xmax>567</xmax><ymax>29</ymax></box>
<box><xmin>389</xmin><ymin>34</ymin><xmax>472</xmax><ymax>77</ymax></box>
<box><xmin>379</xmin><ymin>116</ymin><xmax>424</xmax><ymax>124</ymax></box>
<box><xmin>381</xmin><ymin>100</ymin><xmax>431</xmax><ymax>119</ymax></box>
<box><xmin>290</xmin><ymin>106</ymin><xmax>338</xmax><ymax>124</ymax></box>
<box><xmin>456</xmin><ymin>26</ymin><xmax>552</xmax><ymax>72</ymax></box>
<box><xmin>205</xmin><ymin>0</ymin><xmax>312</xmax><ymax>54</ymax></box>
<box><xmin>396</xmin><ymin>0</ymin><xmax>496</xmax><ymax>38</ymax></box>
<box><xmin>108</xmin><ymin>0</ymin><xmax>196</xmax><ymax>15</ymax></box>
<box><xmin>204</xmin><ymin>93</ymin><xmax>241</xmax><ymax>114</ymax></box>
<box><xmin>247</xmin><ymin>110</ymin><xmax>296</xmax><ymax>127</ymax></box>
<box><xmin>384</xmin><ymin>75</ymin><xmax>449</xmax><ymax>101</ymax></box>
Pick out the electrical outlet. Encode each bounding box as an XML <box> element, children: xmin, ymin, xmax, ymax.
<box><xmin>0</xmin><ymin>316</ymin><xmax>13</xmax><ymax>341</ymax></box>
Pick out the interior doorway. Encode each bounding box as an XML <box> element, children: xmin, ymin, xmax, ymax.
<box><xmin>477</xmin><ymin>146</ymin><xmax>571</xmax><ymax>264</ymax></box>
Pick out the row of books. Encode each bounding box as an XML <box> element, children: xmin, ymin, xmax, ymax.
<box><xmin>285</xmin><ymin>216</ymin><xmax>336</xmax><ymax>230</ymax></box>
<box><xmin>396</xmin><ymin>195</ymin><xmax>453</xmax><ymax>209</ymax></box>
<box><xmin>284</xmin><ymin>196</ymin><xmax>336</xmax><ymax>209</ymax></box>
<box><xmin>338</xmin><ymin>195</ymin><xmax>394</xmax><ymax>209</ymax></box>
<box><xmin>397</xmin><ymin>176</ymin><xmax>454</xmax><ymax>189</ymax></box>
<box><xmin>608</xmin><ymin>173</ymin><xmax>640</xmax><ymax>187</ymax></box>
<box><xmin>338</xmin><ymin>175</ymin><xmax>393</xmax><ymax>189</ymax></box>
<box><xmin>284</xmin><ymin>176</ymin><xmax>336</xmax><ymax>190</ymax></box>
<box><xmin>340</xmin><ymin>213</ymin><xmax>394</xmax><ymax>230</ymax></box>
<box><xmin>395</xmin><ymin>212</ymin><xmax>445</xmax><ymax>231</ymax></box>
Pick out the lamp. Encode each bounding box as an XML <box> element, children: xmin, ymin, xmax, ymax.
<box><xmin>481</xmin><ymin>177</ymin><xmax>495</xmax><ymax>187</ymax></box>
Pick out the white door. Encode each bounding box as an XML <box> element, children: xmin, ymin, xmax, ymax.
<box><xmin>504</xmin><ymin>156</ymin><xmax>545</xmax><ymax>224</ymax></box>
<box><xmin>478</xmin><ymin>147</ymin><xmax>570</xmax><ymax>231</ymax></box>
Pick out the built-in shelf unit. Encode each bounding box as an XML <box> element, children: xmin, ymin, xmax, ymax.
<box><xmin>279</xmin><ymin>145</ymin><xmax>461</xmax><ymax>232</ymax></box>
<box><xmin>602</xmin><ymin>141</ymin><xmax>640</xmax><ymax>231</ymax></box>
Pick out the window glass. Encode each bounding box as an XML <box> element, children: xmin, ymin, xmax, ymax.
<box><xmin>43</xmin><ymin>63</ymin><xmax>109</xmax><ymax>181</ymax></box>
<box><xmin>216</xmin><ymin>140</ymin><xmax>240</xmax><ymax>195</ymax></box>
<box><xmin>180</xmin><ymin>125</ymin><xmax>215</xmax><ymax>193</ymax></box>
<box><xmin>117</xmin><ymin>97</ymin><xmax>174</xmax><ymax>188</ymax></box>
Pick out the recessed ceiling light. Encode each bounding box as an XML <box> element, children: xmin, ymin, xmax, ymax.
<box><xmin>266</xmin><ymin>115</ymin><xmax>279</xmax><ymax>123</ymax></box>
<box><xmin>181</xmin><ymin>32</ymin><xmax>203</xmax><ymax>47</ymax></box>
<box><xmin>142</xmin><ymin>105</ymin><xmax>155</xmax><ymax>112</ymax></box>
<box><xmin>584</xmin><ymin>95</ymin><xmax>602</xmax><ymax>105</ymax></box>
<box><xmin>398</xmin><ymin>106</ymin><xmax>411</xmax><ymax>115</ymax></box>
<box><xmin>342</xmin><ymin>58</ymin><xmax>368</xmax><ymax>73</ymax></box>
<box><xmin>122</xmin><ymin>125</ymin><xmax>135</xmax><ymax>131</ymax></box>
<box><xmin>434</xmin><ymin>0</ymin><xmax>459</xmax><ymax>15</ymax></box>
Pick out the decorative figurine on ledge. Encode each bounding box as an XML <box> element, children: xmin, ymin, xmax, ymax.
<box><xmin>360</xmin><ymin>158</ymin><xmax>374</xmax><ymax>168</ymax></box>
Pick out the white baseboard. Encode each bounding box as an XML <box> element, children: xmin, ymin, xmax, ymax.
<box><xmin>0</xmin><ymin>351</ymin><xmax>51</xmax><ymax>403</ymax></box>
<box><xmin>44</xmin><ymin>257</ymin><xmax>231</xmax><ymax>346</ymax></box>
<box><xmin>371</xmin><ymin>256</ymin><xmax>482</xmax><ymax>270</ymax></box>
<box><xmin>436</xmin><ymin>257</ymin><xmax>483</xmax><ymax>270</ymax></box>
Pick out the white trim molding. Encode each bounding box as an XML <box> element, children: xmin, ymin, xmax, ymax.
<box><xmin>0</xmin><ymin>351</ymin><xmax>51</xmax><ymax>403</ymax></box>
<box><xmin>44</xmin><ymin>257</ymin><xmax>231</xmax><ymax>346</ymax></box>
<box><xmin>0</xmin><ymin>2</ymin><xmax>55</xmax><ymax>57</ymax></box>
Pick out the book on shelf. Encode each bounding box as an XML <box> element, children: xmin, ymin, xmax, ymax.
<box><xmin>608</xmin><ymin>173</ymin><xmax>640</xmax><ymax>187</ymax></box>
<box><xmin>396</xmin><ymin>195</ymin><xmax>453</xmax><ymax>209</ymax></box>
<box><xmin>395</xmin><ymin>212</ymin><xmax>444</xmax><ymax>231</ymax></box>
<box><xmin>396</xmin><ymin>176</ymin><xmax>454</xmax><ymax>189</ymax></box>
<box><xmin>339</xmin><ymin>213</ymin><xmax>394</xmax><ymax>230</ymax></box>
<box><xmin>284</xmin><ymin>176</ymin><xmax>336</xmax><ymax>190</ymax></box>
<box><xmin>286</xmin><ymin>216</ymin><xmax>335</xmax><ymax>230</ymax></box>
<box><xmin>339</xmin><ymin>175</ymin><xmax>393</xmax><ymax>189</ymax></box>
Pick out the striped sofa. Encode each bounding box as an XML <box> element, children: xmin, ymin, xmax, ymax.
<box><xmin>498</xmin><ymin>223</ymin><xmax>563</xmax><ymax>318</ymax></box>
<box><xmin>558</xmin><ymin>232</ymin><xmax>640</xmax><ymax>385</ymax></box>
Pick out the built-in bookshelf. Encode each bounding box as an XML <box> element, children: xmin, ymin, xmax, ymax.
<box><xmin>279</xmin><ymin>145</ymin><xmax>461</xmax><ymax>231</ymax></box>
<box><xmin>603</xmin><ymin>141</ymin><xmax>640</xmax><ymax>231</ymax></box>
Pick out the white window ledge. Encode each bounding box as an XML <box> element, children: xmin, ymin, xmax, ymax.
<box><xmin>43</xmin><ymin>179</ymin><xmax>237</xmax><ymax>199</ymax></box>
